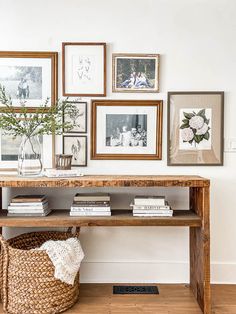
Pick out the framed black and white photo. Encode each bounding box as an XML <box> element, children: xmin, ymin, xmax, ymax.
<box><xmin>91</xmin><ymin>100</ymin><xmax>162</xmax><ymax>160</ymax></box>
<box><xmin>0</xmin><ymin>131</ymin><xmax>54</xmax><ymax>170</ymax></box>
<box><xmin>0</xmin><ymin>51</ymin><xmax>58</xmax><ymax>109</ymax></box>
<box><xmin>168</xmin><ymin>91</ymin><xmax>224</xmax><ymax>166</ymax></box>
<box><xmin>62</xmin><ymin>42</ymin><xmax>106</xmax><ymax>97</ymax></box>
<box><xmin>112</xmin><ymin>54</ymin><xmax>159</xmax><ymax>93</ymax></box>
<box><xmin>63</xmin><ymin>135</ymin><xmax>87</xmax><ymax>167</ymax></box>
<box><xmin>63</xmin><ymin>101</ymin><xmax>87</xmax><ymax>133</ymax></box>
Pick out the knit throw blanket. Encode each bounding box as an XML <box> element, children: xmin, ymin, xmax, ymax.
<box><xmin>38</xmin><ymin>237</ymin><xmax>84</xmax><ymax>285</ymax></box>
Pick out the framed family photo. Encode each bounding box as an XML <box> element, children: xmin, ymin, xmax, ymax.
<box><xmin>0</xmin><ymin>51</ymin><xmax>58</xmax><ymax>110</ymax></box>
<box><xmin>91</xmin><ymin>100</ymin><xmax>163</xmax><ymax>160</ymax></box>
<box><xmin>63</xmin><ymin>135</ymin><xmax>87</xmax><ymax>167</ymax></box>
<box><xmin>168</xmin><ymin>91</ymin><xmax>224</xmax><ymax>166</ymax></box>
<box><xmin>63</xmin><ymin>101</ymin><xmax>87</xmax><ymax>133</ymax></box>
<box><xmin>62</xmin><ymin>42</ymin><xmax>106</xmax><ymax>97</ymax></box>
<box><xmin>0</xmin><ymin>131</ymin><xmax>54</xmax><ymax>171</ymax></box>
<box><xmin>112</xmin><ymin>53</ymin><xmax>159</xmax><ymax>93</ymax></box>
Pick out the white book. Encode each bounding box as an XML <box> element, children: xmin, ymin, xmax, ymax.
<box><xmin>8</xmin><ymin>209</ymin><xmax>52</xmax><ymax>217</ymax></box>
<box><xmin>134</xmin><ymin>196</ymin><xmax>166</xmax><ymax>206</ymax></box>
<box><xmin>71</xmin><ymin>206</ymin><xmax>111</xmax><ymax>212</ymax></box>
<box><xmin>133</xmin><ymin>213</ymin><xmax>173</xmax><ymax>217</ymax></box>
<box><xmin>130</xmin><ymin>203</ymin><xmax>170</xmax><ymax>210</ymax></box>
<box><xmin>8</xmin><ymin>205</ymin><xmax>49</xmax><ymax>211</ymax></box>
<box><xmin>70</xmin><ymin>211</ymin><xmax>111</xmax><ymax>216</ymax></box>
<box><xmin>9</xmin><ymin>201</ymin><xmax>48</xmax><ymax>207</ymax></box>
<box><xmin>133</xmin><ymin>209</ymin><xmax>173</xmax><ymax>215</ymax></box>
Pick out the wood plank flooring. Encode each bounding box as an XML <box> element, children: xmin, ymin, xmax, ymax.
<box><xmin>0</xmin><ymin>284</ymin><xmax>235</xmax><ymax>313</ymax></box>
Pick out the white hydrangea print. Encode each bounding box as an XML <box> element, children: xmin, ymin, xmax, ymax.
<box><xmin>181</xmin><ymin>128</ymin><xmax>194</xmax><ymax>142</ymax></box>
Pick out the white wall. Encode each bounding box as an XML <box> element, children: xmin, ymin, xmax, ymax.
<box><xmin>0</xmin><ymin>0</ymin><xmax>236</xmax><ymax>283</ymax></box>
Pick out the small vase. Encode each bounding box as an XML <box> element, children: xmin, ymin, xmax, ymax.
<box><xmin>18</xmin><ymin>135</ymin><xmax>42</xmax><ymax>177</ymax></box>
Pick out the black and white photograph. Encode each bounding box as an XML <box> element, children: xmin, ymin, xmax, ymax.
<box><xmin>63</xmin><ymin>135</ymin><xmax>87</xmax><ymax>166</ymax></box>
<box><xmin>91</xmin><ymin>100</ymin><xmax>163</xmax><ymax>160</ymax></box>
<box><xmin>0</xmin><ymin>131</ymin><xmax>54</xmax><ymax>170</ymax></box>
<box><xmin>63</xmin><ymin>101</ymin><xmax>87</xmax><ymax>133</ymax></box>
<box><xmin>112</xmin><ymin>54</ymin><xmax>159</xmax><ymax>93</ymax></box>
<box><xmin>106</xmin><ymin>114</ymin><xmax>147</xmax><ymax>147</ymax></box>
<box><xmin>0</xmin><ymin>52</ymin><xmax>58</xmax><ymax>108</ymax></box>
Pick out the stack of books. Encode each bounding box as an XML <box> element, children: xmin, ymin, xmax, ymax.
<box><xmin>70</xmin><ymin>193</ymin><xmax>111</xmax><ymax>216</ymax></box>
<box><xmin>7</xmin><ymin>195</ymin><xmax>51</xmax><ymax>217</ymax></box>
<box><xmin>131</xmin><ymin>195</ymin><xmax>173</xmax><ymax>217</ymax></box>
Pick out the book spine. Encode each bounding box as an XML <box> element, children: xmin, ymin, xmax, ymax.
<box><xmin>131</xmin><ymin>205</ymin><xmax>170</xmax><ymax>210</ymax></box>
<box><xmin>134</xmin><ymin>200</ymin><xmax>166</xmax><ymax>206</ymax></box>
<box><xmin>72</xmin><ymin>202</ymin><xmax>110</xmax><ymax>206</ymax></box>
<box><xmin>133</xmin><ymin>210</ymin><xmax>173</xmax><ymax>214</ymax></box>
<box><xmin>74</xmin><ymin>197</ymin><xmax>110</xmax><ymax>202</ymax></box>
<box><xmin>71</xmin><ymin>207</ymin><xmax>111</xmax><ymax>211</ymax></box>
<box><xmin>70</xmin><ymin>212</ymin><xmax>111</xmax><ymax>216</ymax></box>
<box><xmin>133</xmin><ymin>213</ymin><xmax>173</xmax><ymax>217</ymax></box>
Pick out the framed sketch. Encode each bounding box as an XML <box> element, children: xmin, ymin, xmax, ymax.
<box><xmin>0</xmin><ymin>51</ymin><xmax>58</xmax><ymax>110</ymax></box>
<box><xmin>63</xmin><ymin>135</ymin><xmax>87</xmax><ymax>167</ymax></box>
<box><xmin>168</xmin><ymin>91</ymin><xmax>224</xmax><ymax>166</ymax></box>
<box><xmin>0</xmin><ymin>131</ymin><xmax>55</xmax><ymax>171</ymax></box>
<box><xmin>112</xmin><ymin>53</ymin><xmax>159</xmax><ymax>93</ymax></box>
<box><xmin>91</xmin><ymin>100</ymin><xmax>162</xmax><ymax>160</ymax></box>
<box><xmin>63</xmin><ymin>101</ymin><xmax>87</xmax><ymax>133</ymax></box>
<box><xmin>62</xmin><ymin>42</ymin><xmax>106</xmax><ymax>97</ymax></box>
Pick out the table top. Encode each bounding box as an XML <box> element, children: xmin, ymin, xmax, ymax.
<box><xmin>0</xmin><ymin>175</ymin><xmax>210</xmax><ymax>188</ymax></box>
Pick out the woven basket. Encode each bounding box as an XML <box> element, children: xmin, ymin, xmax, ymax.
<box><xmin>0</xmin><ymin>228</ymin><xmax>80</xmax><ymax>314</ymax></box>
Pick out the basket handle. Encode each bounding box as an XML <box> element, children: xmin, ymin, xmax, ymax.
<box><xmin>67</xmin><ymin>227</ymin><xmax>80</xmax><ymax>237</ymax></box>
<box><xmin>0</xmin><ymin>235</ymin><xmax>9</xmax><ymax>311</ymax></box>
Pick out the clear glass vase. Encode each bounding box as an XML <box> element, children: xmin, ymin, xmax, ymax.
<box><xmin>18</xmin><ymin>135</ymin><xmax>42</xmax><ymax>177</ymax></box>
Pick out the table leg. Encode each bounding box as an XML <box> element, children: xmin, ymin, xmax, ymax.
<box><xmin>190</xmin><ymin>187</ymin><xmax>211</xmax><ymax>314</ymax></box>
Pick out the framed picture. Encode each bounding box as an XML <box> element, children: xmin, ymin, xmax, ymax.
<box><xmin>168</xmin><ymin>91</ymin><xmax>224</xmax><ymax>166</ymax></box>
<box><xmin>0</xmin><ymin>51</ymin><xmax>58</xmax><ymax>110</ymax></box>
<box><xmin>63</xmin><ymin>135</ymin><xmax>87</xmax><ymax>167</ymax></box>
<box><xmin>63</xmin><ymin>101</ymin><xmax>87</xmax><ymax>133</ymax></box>
<box><xmin>62</xmin><ymin>42</ymin><xmax>106</xmax><ymax>97</ymax></box>
<box><xmin>91</xmin><ymin>100</ymin><xmax>162</xmax><ymax>160</ymax></box>
<box><xmin>112</xmin><ymin>53</ymin><xmax>159</xmax><ymax>93</ymax></box>
<box><xmin>0</xmin><ymin>131</ymin><xmax>55</xmax><ymax>171</ymax></box>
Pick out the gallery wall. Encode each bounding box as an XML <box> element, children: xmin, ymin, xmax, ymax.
<box><xmin>0</xmin><ymin>0</ymin><xmax>236</xmax><ymax>283</ymax></box>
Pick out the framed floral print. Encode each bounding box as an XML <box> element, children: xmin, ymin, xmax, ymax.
<box><xmin>62</xmin><ymin>42</ymin><xmax>106</xmax><ymax>97</ymax></box>
<box><xmin>168</xmin><ymin>91</ymin><xmax>224</xmax><ymax>166</ymax></box>
<box><xmin>0</xmin><ymin>51</ymin><xmax>58</xmax><ymax>110</ymax></box>
<box><xmin>112</xmin><ymin>53</ymin><xmax>159</xmax><ymax>93</ymax></box>
<box><xmin>63</xmin><ymin>101</ymin><xmax>87</xmax><ymax>133</ymax></box>
<box><xmin>63</xmin><ymin>135</ymin><xmax>87</xmax><ymax>167</ymax></box>
<box><xmin>91</xmin><ymin>100</ymin><xmax>163</xmax><ymax>160</ymax></box>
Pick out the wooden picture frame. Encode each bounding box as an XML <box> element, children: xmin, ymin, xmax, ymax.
<box><xmin>63</xmin><ymin>135</ymin><xmax>87</xmax><ymax>167</ymax></box>
<box><xmin>167</xmin><ymin>91</ymin><xmax>224</xmax><ymax>166</ymax></box>
<box><xmin>0</xmin><ymin>51</ymin><xmax>58</xmax><ymax>111</ymax></box>
<box><xmin>62</xmin><ymin>42</ymin><xmax>106</xmax><ymax>97</ymax></box>
<box><xmin>63</xmin><ymin>101</ymin><xmax>87</xmax><ymax>134</ymax></box>
<box><xmin>112</xmin><ymin>53</ymin><xmax>159</xmax><ymax>93</ymax></box>
<box><xmin>91</xmin><ymin>100</ymin><xmax>163</xmax><ymax>160</ymax></box>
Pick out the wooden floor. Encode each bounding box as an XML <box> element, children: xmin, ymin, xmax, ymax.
<box><xmin>0</xmin><ymin>284</ymin><xmax>235</xmax><ymax>313</ymax></box>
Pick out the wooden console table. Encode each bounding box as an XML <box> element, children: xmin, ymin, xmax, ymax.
<box><xmin>0</xmin><ymin>175</ymin><xmax>210</xmax><ymax>314</ymax></box>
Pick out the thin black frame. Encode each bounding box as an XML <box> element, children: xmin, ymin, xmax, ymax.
<box><xmin>63</xmin><ymin>101</ymin><xmax>87</xmax><ymax>134</ymax></box>
<box><xmin>62</xmin><ymin>135</ymin><xmax>87</xmax><ymax>167</ymax></box>
<box><xmin>167</xmin><ymin>91</ymin><xmax>224</xmax><ymax>166</ymax></box>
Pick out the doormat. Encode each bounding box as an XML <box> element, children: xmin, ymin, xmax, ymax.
<box><xmin>113</xmin><ymin>285</ymin><xmax>159</xmax><ymax>294</ymax></box>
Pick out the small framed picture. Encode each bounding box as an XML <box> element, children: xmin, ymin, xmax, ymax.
<box><xmin>0</xmin><ymin>131</ymin><xmax>54</xmax><ymax>171</ymax></box>
<box><xmin>63</xmin><ymin>135</ymin><xmax>87</xmax><ymax>167</ymax></box>
<box><xmin>63</xmin><ymin>101</ymin><xmax>87</xmax><ymax>133</ymax></box>
<box><xmin>168</xmin><ymin>91</ymin><xmax>224</xmax><ymax>166</ymax></box>
<box><xmin>112</xmin><ymin>53</ymin><xmax>159</xmax><ymax>93</ymax></box>
<box><xmin>62</xmin><ymin>42</ymin><xmax>106</xmax><ymax>97</ymax></box>
<box><xmin>0</xmin><ymin>51</ymin><xmax>58</xmax><ymax>110</ymax></box>
<box><xmin>91</xmin><ymin>100</ymin><xmax>162</xmax><ymax>160</ymax></box>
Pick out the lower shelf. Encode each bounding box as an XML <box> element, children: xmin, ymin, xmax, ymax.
<box><xmin>0</xmin><ymin>209</ymin><xmax>201</xmax><ymax>227</ymax></box>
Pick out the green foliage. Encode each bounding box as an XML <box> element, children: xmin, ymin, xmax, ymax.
<box><xmin>0</xmin><ymin>84</ymin><xmax>79</xmax><ymax>138</ymax></box>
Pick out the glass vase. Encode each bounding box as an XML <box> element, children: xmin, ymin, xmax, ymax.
<box><xmin>18</xmin><ymin>135</ymin><xmax>42</xmax><ymax>177</ymax></box>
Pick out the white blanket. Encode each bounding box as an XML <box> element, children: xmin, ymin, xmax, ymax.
<box><xmin>38</xmin><ymin>237</ymin><xmax>84</xmax><ymax>285</ymax></box>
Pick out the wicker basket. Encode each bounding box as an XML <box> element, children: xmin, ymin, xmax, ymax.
<box><xmin>0</xmin><ymin>228</ymin><xmax>80</xmax><ymax>314</ymax></box>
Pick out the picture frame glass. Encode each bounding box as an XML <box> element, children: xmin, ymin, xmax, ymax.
<box><xmin>63</xmin><ymin>44</ymin><xmax>105</xmax><ymax>96</ymax></box>
<box><xmin>113</xmin><ymin>54</ymin><xmax>159</xmax><ymax>93</ymax></box>
<box><xmin>0</xmin><ymin>57</ymin><xmax>53</xmax><ymax>107</ymax></box>
<box><xmin>168</xmin><ymin>93</ymin><xmax>224</xmax><ymax>165</ymax></box>
<box><xmin>63</xmin><ymin>136</ymin><xmax>87</xmax><ymax>166</ymax></box>
<box><xmin>63</xmin><ymin>101</ymin><xmax>87</xmax><ymax>133</ymax></box>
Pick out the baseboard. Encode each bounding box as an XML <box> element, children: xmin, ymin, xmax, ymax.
<box><xmin>80</xmin><ymin>261</ymin><xmax>236</xmax><ymax>284</ymax></box>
